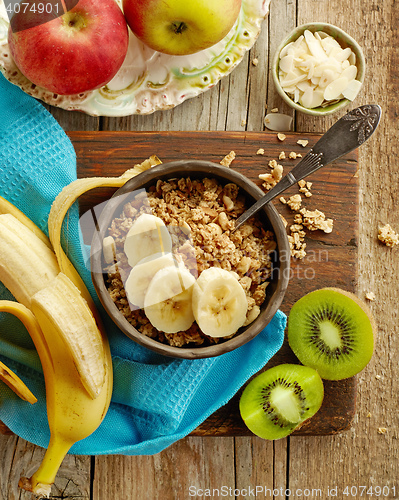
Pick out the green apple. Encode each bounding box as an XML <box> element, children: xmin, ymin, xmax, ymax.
<box><xmin>122</xmin><ymin>0</ymin><xmax>242</xmax><ymax>56</ymax></box>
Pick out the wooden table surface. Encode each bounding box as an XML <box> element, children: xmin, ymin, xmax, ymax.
<box><xmin>1</xmin><ymin>0</ymin><xmax>398</xmax><ymax>498</ymax></box>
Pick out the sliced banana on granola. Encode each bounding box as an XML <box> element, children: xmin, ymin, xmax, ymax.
<box><xmin>124</xmin><ymin>213</ymin><xmax>172</xmax><ymax>268</ymax></box>
<box><xmin>144</xmin><ymin>265</ymin><xmax>196</xmax><ymax>333</ymax></box>
<box><xmin>124</xmin><ymin>252</ymin><xmax>177</xmax><ymax>308</ymax></box>
<box><xmin>192</xmin><ymin>267</ymin><xmax>248</xmax><ymax>338</ymax></box>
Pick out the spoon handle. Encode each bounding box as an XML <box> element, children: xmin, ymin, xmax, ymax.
<box><xmin>234</xmin><ymin>104</ymin><xmax>381</xmax><ymax>231</ymax></box>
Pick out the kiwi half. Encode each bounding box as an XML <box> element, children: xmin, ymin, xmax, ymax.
<box><xmin>239</xmin><ymin>364</ymin><xmax>324</xmax><ymax>440</ymax></box>
<box><xmin>288</xmin><ymin>288</ymin><xmax>375</xmax><ymax>380</ymax></box>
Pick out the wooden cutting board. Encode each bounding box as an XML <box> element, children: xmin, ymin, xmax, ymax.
<box><xmin>67</xmin><ymin>130</ymin><xmax>359</xmax><ymax>437</ymax></box>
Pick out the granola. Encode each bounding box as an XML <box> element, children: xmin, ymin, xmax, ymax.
<box><xmin>378</xmin><ymin>224</ymin><xmax>399</xmax><ymax>247</ymax></box>
<box><xmin>106</xmin><ymin>177</ymin><xmax>276</xmax><ymax>348</ymax></box>
<box><xmin>220</xmin><ymin>151</ymin><xmax>236</xmax><ymax>167</ymax></box>
<box><xmin>259</xmin><ymin>144</ymin><xmax>333</xmax><ymax>260</ymax></box>
<box><xmin>259</xmin><ymin>160</ymin><xmax>284</xmax><ymax>191</ymax></box>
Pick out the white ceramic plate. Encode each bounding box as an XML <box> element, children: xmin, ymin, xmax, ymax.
<box><xmin>0</xmin><ymin>0</ymin><xmax>270</xmax><ymax>116</ymax></box>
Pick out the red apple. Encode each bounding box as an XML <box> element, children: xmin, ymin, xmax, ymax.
<box><xmin>8</xmin><ymin>0</ymin><xmax>129</xmax><ymax>95</ymax></box>
<box><xmin>122</xmin><ymin>0</ymin><xmax>242</xmax><ymax>56</ymax></box>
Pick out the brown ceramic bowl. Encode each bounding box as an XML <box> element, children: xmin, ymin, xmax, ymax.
<box><xmin>91</xmin><ymin>160</ymin><xmax>290</xmax><ymax>359</ymax></box>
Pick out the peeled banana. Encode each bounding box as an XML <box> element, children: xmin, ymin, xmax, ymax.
<box><xmin>0</xmin><ymin>214</ymin><xmax>59</xmax><ymax>308</ymax></box>
<box><xmin>0</xmin><ymin>198</ymin><xmax>112</xmax><ymax>497</ymax></box>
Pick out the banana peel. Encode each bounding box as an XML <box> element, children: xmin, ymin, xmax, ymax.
<box><xmin>48</xmin><ymin>155</ymin><xmax>161</xmax><ymax>279</ymax></box>
<box><xmin>0</xmin><ymin>357</ymin><xmax>37</xmax><ymax>405</ymax></box>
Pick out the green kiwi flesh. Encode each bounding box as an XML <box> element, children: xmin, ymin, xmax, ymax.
<box><xmin>288</xmin><ymin>288</ymin><xmax>375</xmax><ymax>380</ymax></box>
<box><xmin>239</xmin><ymin>364</ymin><xmax>324</xmax><ymax>440</ymax></box>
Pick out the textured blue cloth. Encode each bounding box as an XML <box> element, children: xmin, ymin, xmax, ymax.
<box><xmin>0</xmin><ymin>73</ymin><xmax>286</xmax><ymax>456</ymax></box>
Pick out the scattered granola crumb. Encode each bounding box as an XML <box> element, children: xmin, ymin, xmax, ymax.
<box><xmin>277</xmin><ymin>133</ymin><xmax>286</xmax><ymax>142</ymax></box>
<box><xmin>297</xmin><ymin>179</ymin><xmax>313</xmax><ymax>198</ymax></box>
<box><xmin>366</xmin><ymin>412</ymin><xmax>372</xmax><ymax>418</ymax></box>
<box><xmin>287</xmin><ymin>220</ymin><xmax>307</xmax><ymax>259</ymax></box>
<box><xmin>377</xmin><ymin>427</ymin><xmax>387</xmax><ymax>434</ymax></box>
<box><xmin>259</xmin><ymin>160</ymin><xmax>284</xmax><ymax>190</ymax></box>
<box><xmin>271</xmin><ymin>107</ymin><xmax>279</xmax><ymax>113</ymax></box>
<box><xmin>279</xmin><ymin>196</ymin><xmax>287</xmax><ymax>204</ymax></box>
<box><xmin>287</xmin><ymin>194</ymin><xmax>302</xmax><ymax>211</ymax></box>
<box><xmin>289</xmin><ymin>151</ymin><xmax>298</xmax><ymax>159</ymax></box>
<box><xmin>279</xmin><ymin>151</ymin><xmax>286</xmax><ymax>160</ymax></box>
<box><xmin>252</xmin><ymin>58</ymin><xmax>259</xmax><ymax>66</ymax></box>
<box><xmin>220</xmin><ymin>151</ymin><xmax>236</xmax><ymax>167</ymax></box>
<box><xmin>365</xmin><ymin>291</ymin><xmax>376</xmax><ymax>301</ymax></box>
<box><xmin>294</xmin><ymin>213</ymin><xmax>303</xmax><ymax>224</ymax></box>
<box><xmin>297</xmin><ymin>139</ymin><xmax>309</xmax><ymax>147</ymax></box>
<box><xmin>300</xmin><ymin>208</ymin><xmax>333</xmax><ymax>233</ymax></box>
<box><xmin>256</xmin><ymin>148</ymin><xmax>265</xmax><ymax>155</ymax></box>
<box><xmin>269</xmin><ymin>159</ymin><xmax>278</xmax><ymax>168</ymax></box>
<box><xmin>378</xmin><ymin>224</ymin><xmax>399</xmax><ymax>247</ymax></box>
<box><xmin>241</xmin><ymin>119</ymin><xmax>247</xmax><ymax>127</ymax></box>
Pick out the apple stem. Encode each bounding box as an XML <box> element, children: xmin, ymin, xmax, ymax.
<box><xmin>173</xmin><ymin>22</ymin><xmax>187</xmax><ymax>34</ymax></box>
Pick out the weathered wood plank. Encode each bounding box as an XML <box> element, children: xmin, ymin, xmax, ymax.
<box><xmin>287</xmin><ymin>0</ymin><xmax>399</xmax><ymax>495</ymax></box>
<box><xmin>93</xmin><ymin>437</ymin><xmax>235</xmax><ymax>499</ymax></box>
<box><xmin>0</xmin><ymin>434</ymin><xmax>91</xmax><ymax>500</ymax></box>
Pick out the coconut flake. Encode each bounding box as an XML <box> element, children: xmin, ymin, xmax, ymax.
<box><xmin>324</xmin><ymin>77</ymin><xmax>349</xmax><ymax>100</ymax></box>
<box><xmin>278</xmin><ymin>30</ymin><xmax>362</xmax><ymax>109</ymax></box>
<box><xmin>264</xmin><ymin>113</ymin><xmax>293</xmax><ymax>132</ymax></box>
<box><xmin>342</xmin><ymin>79</ymin><xmax>363</xmax><ymax>101</ymax></box>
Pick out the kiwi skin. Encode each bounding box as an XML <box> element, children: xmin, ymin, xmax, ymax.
<box><xmin>288</xmin><ymin>287</ymin><xmax>376</xmax><ymax>381</ymax></box>
<box><xmin>239</xmin><ymin>364</ymin><xmax>324</xmax><ymax>440</ymax></box>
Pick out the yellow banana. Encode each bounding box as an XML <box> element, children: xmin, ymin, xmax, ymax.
<box><xmin>0</xmin><ymin>207</ymin><xmax>112</xmax><ymax>497</ymax></box>
<box><xmin>0</xmin><ymin>300</ymin><xmax>111</xmax><ymax>498</ymax></box>
<box><xmin>0</xmin><ymin>195</ymin><xmax>52</xmax><ymax>249</ymax></box>
<box><xmin>0</xmin><ymin>197</ymin><xmax>97</xmax><ymax>314</ymax></box>
<box><xmin>0</xmin><ymin>158</ymin><xmax>162</xmax><ymax>495</ymax></box>
<box><xmin>0</xmin><ymin>356</ymin><xmax>37</xmax><ymax>405</ymax></box>
<box><xmin>31</xmin><ymin>273</ymin><xmax>106</xmax><ymax>399</ymax></box>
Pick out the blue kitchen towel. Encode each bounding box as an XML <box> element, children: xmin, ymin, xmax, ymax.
<box><xmin>0</xmin><ymin>73</ymin><xmax>286</xmax><ymax>456</ymax></box>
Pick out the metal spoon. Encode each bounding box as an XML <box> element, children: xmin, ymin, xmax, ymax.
<box><xmin>234</xmin><ymin>104</ymin><xmax>381</xmax><ymax>231</ymax></box>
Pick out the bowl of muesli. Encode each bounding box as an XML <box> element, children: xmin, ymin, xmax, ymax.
<box><xmin>91</xmin><ymin>160</ymin><xmax>290</xmax><ymax>359</ymax></box>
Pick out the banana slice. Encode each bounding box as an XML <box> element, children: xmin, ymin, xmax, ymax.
<box><xmin>124</xmin><ymin>252</ymin><xmax>177</xmax><ymax>308</ymax></box>
<box><xmin>192</xmin><ymin>267</ymin><xmax>248</xmax><ymax>338</ymax></box>
<box><xmin>124</xmin><ymin>213</ymin><xmax>172</xmax><ymax>268</ymax></box>
<box><xmin>144</xmin><ymin>265</ymin><xmax>196</xmax><ymax>333</ymax></box>
<box><xmin>103</xmin><ymin>236</ymin><xmax>116</xmax><ymax>264</ymax></box>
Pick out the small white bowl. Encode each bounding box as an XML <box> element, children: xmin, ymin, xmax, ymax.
<box><xmin>272</xmin><ymin>23</ymin><xmax>366</xmax><ymax>116</ymax></box>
